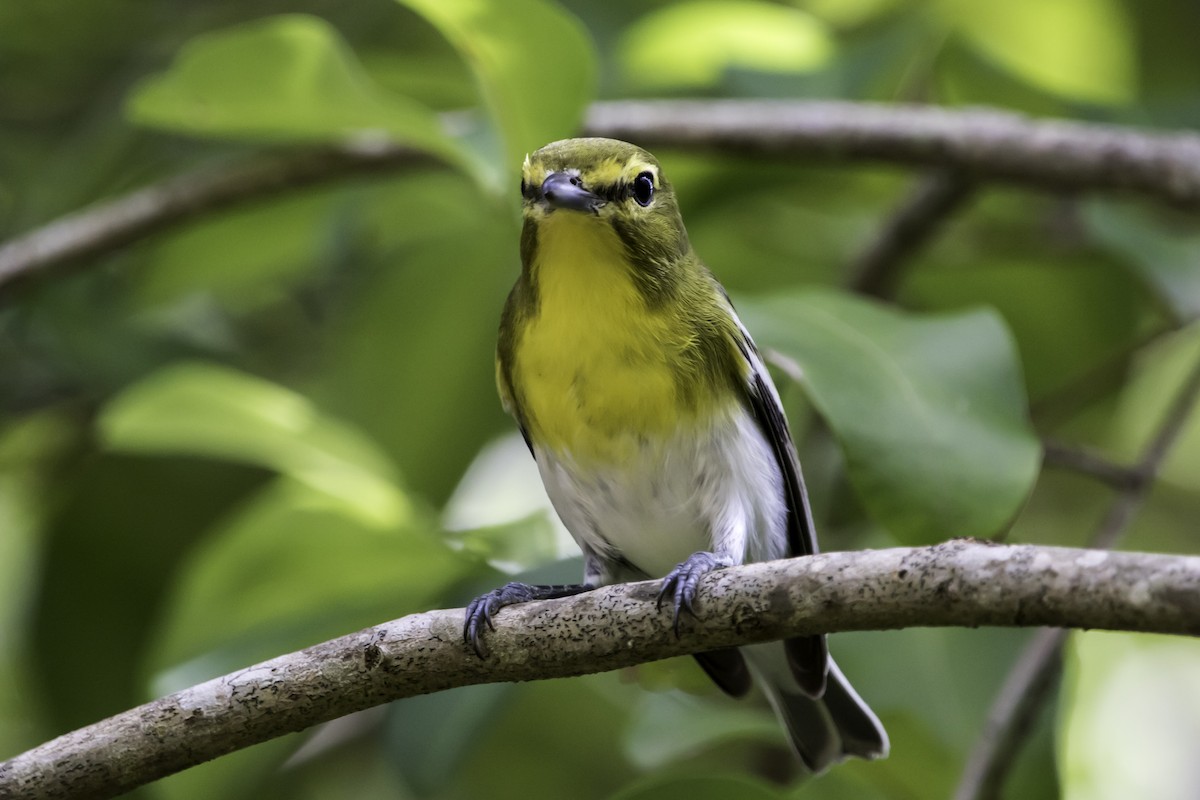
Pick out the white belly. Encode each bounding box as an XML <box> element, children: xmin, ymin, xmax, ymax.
<box><xmin>534</xmin><ymin>407</ymin><xmax>788</xmax><ymax>581</ymax></box>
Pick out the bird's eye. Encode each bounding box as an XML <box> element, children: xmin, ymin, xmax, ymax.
<box><xmin>631</xmin><ymin>172</ymin><xmax>655</xmax><ymax>206</ymax></box>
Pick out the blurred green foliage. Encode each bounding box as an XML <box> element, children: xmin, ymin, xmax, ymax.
<box><xmin>2</xmin><ymin>1</ymin><xmax>1200</xmax><ymax>798</ymax></box>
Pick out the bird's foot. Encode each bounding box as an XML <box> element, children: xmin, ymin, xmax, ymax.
<box><xmin>463</xmin><ymin>581</ymin><xmax>589</xmax><ymax>657</ymax></box>
<box><xmin>656</xmin><ymin>551</ymin><xmax>731</xmax><ymax>636</ymax></box>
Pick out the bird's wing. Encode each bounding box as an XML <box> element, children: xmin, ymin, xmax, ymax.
<box><xmin>496</xmin><ymin>282</ymin><xmax>536</xmax><ymax>458</ymax></box>
<box><xmin>495</xmin><ymin>353</ymin><xmax>533</xmax><ymax>457</ymax></box>
<box><xmin>728</xmin><ymin>301</ymin><xmax>830</xmax><ymax>698</ymax></box>
<box><xmin>728</xmin><ymin>313</ymin><xmax>817</xmax><ymax>559</ymax></box>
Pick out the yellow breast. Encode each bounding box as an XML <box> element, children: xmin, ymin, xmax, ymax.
<box><xmin>513</xmin><ymin>213</ymin><xmax>707</xmax><ymax>464</ymax></box>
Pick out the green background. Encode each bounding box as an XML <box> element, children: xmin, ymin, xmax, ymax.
<box><xmin>3</xmin><ymin>1</ymin><xmax>1200</xmax><ymax>798</ymax></box>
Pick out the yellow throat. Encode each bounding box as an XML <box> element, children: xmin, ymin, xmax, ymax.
<box><xmin>513</xmin><ymin>211</ymin><xmax>713</xmax><ymax>465</ymax></box>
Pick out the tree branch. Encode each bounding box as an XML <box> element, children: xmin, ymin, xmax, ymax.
<box><xmin>954</xmin><ymin>352</ymin><xmax>1200</xmax><ymax>800</ymax></box>
<box><xmin>5</xmin><ymin>101</ymin><xmax>1200</xmax><ymax>291</ymax></box>
<box><xmin>3</xmin><ymin>541</ymin><xmax>1198</xmax><ymax>800</ymax></box>
<box><xmin>0</xmin><ymin>140</ymin><xmax>435</xmax><ymax>292</ymax></box>
<box><xmin>1040</xmin><ymin>439</ymin><xmax>1144</xmax><ymax>491</ymax></box>
<box><xmin>951</xmin><ymin>627</ymin><xmax>1069</xmax><ymax>800</ymax></box>
<box><xmin>847</xmin><ymin>169</ymin><xmax>976</xmax><ymax>297</ymax></box>
<box><xmin>585</xmin><ymin>101</ymin><xmax>1200</xmax><ymax>205</ymax></box>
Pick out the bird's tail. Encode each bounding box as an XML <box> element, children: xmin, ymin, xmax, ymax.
<box><xmin>746</xmin><ymin>643</ymin><xmax>889</xmax><ymax>772</ymax></box>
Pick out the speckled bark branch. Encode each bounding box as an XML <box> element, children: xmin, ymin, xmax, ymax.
<box><xmin>4</xmin><ymin>101</ymin><xmax>1200</xmax><ymax>291</ymax></box>
<box><xmin>2</xmin><ymin>541</ymin><xmax>1198</xmax><ymax>800</ymax></box>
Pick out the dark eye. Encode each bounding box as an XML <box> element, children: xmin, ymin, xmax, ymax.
<box><xmin>631</xmin><ymin>172</ymin><xmax>655</xmax><ymax>206</ymax></box>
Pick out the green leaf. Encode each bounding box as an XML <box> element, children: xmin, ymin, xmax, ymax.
<box><xmin>126</xmin><ymin>14</ymin><xmax>460</xmax><ymax>161</ymax></box>
<box><xmin>940</xmin><ymin>0</ymin><xmax>1135</xmax><ymax>105</ymax></box>
<box><xmin>315</xmin><ymin>195</ymin><xmax>517</xmax><ymax>504</ymax></box>
<box><xmin>384</xmin><ymin>683</ymin><xmax>516</xmax><ymax>795</ymax></box>
<box><xmin>803</xmin><ymin>0</ymin><xmax>905</xmax><ymax>28</ymax></box>
<box><xmin>619</xmin><ymin>1</ymin><xmax>834</xmax><ymax>90</ymax></box>
<box><xmin>623</xmin><ymin>692</ymin><xmax>779</xmax><ymax>769</ymax></box>
<box><xmin>396</xmin><ymin>0</ymin><xmax>596</xmax><ymax>170</ymax></box>
<box><xmin>29</xmin><ymin>455</ymin><xmax>268</xmax><ymax>732</ymax></box>
<box><xmin>446</xmin><ymin>512</ymin><xmax>560</xmax><ymax>572</ymax></box>
<box><xmin>1083</xmin><ymin>200</ymin><xmax>1200</xmax><ymax>322</ymax></box>
<box><xmin>609</xmin><ymin>774</ymin><xmax>783</xmax><ymax>800</ymax></box>
<box><xmin>134</xmin><ymin>187</ymin><xmax>345</xmax><ymax>311</ymax></box>
<box><xmin>902</xmin><ymin>247</ymin><xmax>1149</xmax><ymax>403</ymax></box>
<box><xmin>152</xmin><ymin>736</ymin><xmax>299</xmax><ymax>800</ymax></box>
<box><xmin>146</xmin><ymin>478</ymin><xmax>477</xmax><ymax>677</ymax></box>
<box><xmin>0</xmin><ymin>466</ymin><xmax>40</xmax><ymax>757</ymax></box>
<box><xmin>99</xmin><ymin>361</ymin><xmax>410</xmax><ymax>527</ymax></box>
<box><xmin>1108</xmin><ymin>323</ymin><xmax>1200</xmax><ymax>494</ymax></box>
<box><xmin>451</xmin><ymin>676</ymin><xmax>639</xmax><ymax>798</ymax></box>
<box><xmin>1060</xmin><ymin>632</ymin><xmax>1200</xmax><ymax>800</ymax></box>
<box><xmin>443</xmin><ymin>432</ymin><xmax>571</xmax><ymax>569</ymax></box>
<box><xmin>740</xmin><ymin>290</ymin><xmax>1039</xmax><ymax>542</ymax></box>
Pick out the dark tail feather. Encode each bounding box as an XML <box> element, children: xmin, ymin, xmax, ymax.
<box><xmin>820</xmin><ymin>661</ymin><xmax>891</xmax><ymax>761</ymax></box>
<box><xmin>754</xmin><ymin>648</ymin><xmax>889</xmax><ymax>772</ymax></box>
<box><xmin>785</xmin><ymin>633</ymin><xmax>829</xmax><ymax>697</ymax></box>
<box><xmin>692</xmin><ymin>648</ymin><xmax>752</xmax><ymax>697</ymax></box>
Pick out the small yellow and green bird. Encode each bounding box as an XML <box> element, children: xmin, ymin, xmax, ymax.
<box><xmin>464</xmin><ymin>137</ymin><xmax>888</xmax><ymax>771</ymax></box>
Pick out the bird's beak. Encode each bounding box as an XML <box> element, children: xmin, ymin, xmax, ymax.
<box><xmin>540</xmin><ymin>171</ymin><xmax>603</xmax><ymax>213</ymax></box>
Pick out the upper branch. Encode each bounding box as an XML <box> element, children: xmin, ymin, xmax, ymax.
<box><xmin>587</xmin><ymin>101</ymin><xmax>1200</xmax><ymax>205</ymax></box>
<box><xmin>2</xmin><ymin>541</ymin><xmax>1198</xmax><ymax>800</ymax></box>
<box><xmin>4</xmin><ymin>101</ymin><xmax>1200</xmax><ymax>291</ymax></box>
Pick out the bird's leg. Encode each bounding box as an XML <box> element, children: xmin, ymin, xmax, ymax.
<box><xmin>656</xmin><ymin>551</ymin><xmax>734</xmax><ymax>635</ymax></box>
<box><xmin>463</xmin><ymin>581</ymin><xmax>590</xmax><ymax>657</ymax></box>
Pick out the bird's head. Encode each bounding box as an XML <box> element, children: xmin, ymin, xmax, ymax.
<box><xmin>519</xmin><ymin>138</ymin><xmax>691</xmax><ymax>268</ymax></box>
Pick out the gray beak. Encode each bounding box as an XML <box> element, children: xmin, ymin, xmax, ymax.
<box><xmin>540</xmin><ymin>172</ymin><xmax>603</xmax><ymax>213</ymax></box>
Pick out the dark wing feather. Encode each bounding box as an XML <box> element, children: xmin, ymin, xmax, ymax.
<box><xmin>496</xmin><ymin>284</ymin><xmax>535</xmax><ymax>460</ymax></box>
<box><xmin>747</xmin><ymin>365</ymin><xmax>816</xmax><ymax>558</ymax></box>
<box><xmin>735</xmin><ymin>330</ymin><xmax>830</xmax><ymax>698</ymax></box>
<box><xmin>497</xmin><ymin>358</ymin><xmax>535</xmax><ymax>459</ymax></box>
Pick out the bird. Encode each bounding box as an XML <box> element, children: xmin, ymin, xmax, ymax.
<box><xmin>463</xmin><ymin>137</ymin><xmax>888</xmax><ymax>772</ymax></box>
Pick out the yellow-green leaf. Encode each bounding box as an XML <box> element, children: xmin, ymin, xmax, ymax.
<box><xmin>619</xmin><ymin>1</ymin><xmax>834</xmax><ymax>90</ymax></box>
<box><xmin>940</xmin><ymin>0</ymin><xmax>1135</xmax><ymax>105</ymax></box>
<box><xmin>1061</xmin><ymin>632</ymin><xmax>1200</xmax><ymax>800</ymax></box>
<box><xmin>397</xmin><ymin>0</ymin><xmax>597</xmax><ymax>170</ymax></box>
<box><xmin>146</xmin><ymin>479</ymin><xmax>474</xmax><ymax>676</ymax></box>
<box><xmin>99</xmin><ymin>361</ymin><xmax>409</xmax><ymax>527</ymax></box>
<box><xmin>609</xmin><ymin>774</ymin><xmax>783</xmax><ymax>800</ymax></box>
<box><xmin>127</xmin><ymin>14</ymin><xmax>460</xmax><ymax>161</ymax></box>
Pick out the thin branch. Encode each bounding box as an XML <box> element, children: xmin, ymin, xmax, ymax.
<box><xmin>5</xmin><ymin>101</ymin><xmax>1200</xmax><ymax>291</ymax></box>
<box><xmin>3</xmin><ymin>541</ymin><xmax>1199</xmax><ymax>800</ymax></box>
<box><xmin>954</xmin><ymin>353</ymin><xmax>1200</xmax><ymax>800</ymax></box>
<box><xmin>1040</xmin><ymin>439</ymin><xmax>1143</xmax><ymax>491</ymax></box>
<box><xmin>951</xmin><ymin>628</ymin><xmax>1069</xmax><ymax>800</ymax></box>
<box><xmin>0</xmin><ymin>140</ymin><xmax>435</xmax><ymax>291</ymax></box>
<box><xmin>848</xmin><ymin>169</ymin><xmax>976</xmax><ymax>298</ymax></box>
<box><xmin>1112</xmin><ymin>351</ymin><xmax>1200</xmax><ymax>523</ymax></box>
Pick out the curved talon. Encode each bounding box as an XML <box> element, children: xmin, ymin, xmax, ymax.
<box><xmin>657</xmin><ymin>551</ymin><xmax>728</xmax><ymax>637</ymax></box>
<box><xmin>654</xmin><ymin>582</ymin><xmax>671</xmax><ymax>612</ymax></box>
<box><xmin>464</xmin><ymin>583</ymin><xmax>529</xmax><ymax>658</ymax></box>
<box><xmin>463</xmin><ymin>581</ymin><xmax>592</xmax><ymax>658</ymax></box>
<box><xmin>465</xmin><ymin>595</ymin><xmax>502</xmax><ymax>656</ymax></box>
